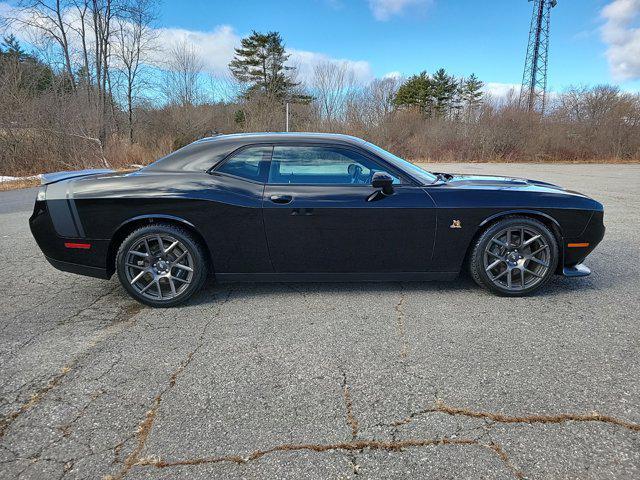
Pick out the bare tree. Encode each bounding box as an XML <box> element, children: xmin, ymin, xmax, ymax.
<box><xmin>112</xmin><ymin>0</ymin><xmax>156</xmax><ymax>142</ymax></box>
<box><xmin>90</xmin><ymin>0</ymin><xmax>117</xmax><ymax>143</ymax></box>
<box><xmin>68</xmin><ymin>0</ymin><xmax>92</xmax><ymax>98</ymax></box>
<box><xmin>161</xmin><ymin>40</ymin><xmax>204</xmax><ymax>107</ymax></box>
<box><xmin>15</xmin><ymin>0</ymin><xmax>76</xmax><ymax>89</ymax></box>
<box><xmin>312</xmin><ymin>61</ymin><xmax>358</xmax><ymax>128</ymax></box>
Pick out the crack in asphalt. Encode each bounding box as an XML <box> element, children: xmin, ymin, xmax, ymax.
<box><xmin>125</xmin><ymin>384</ymin><xmax>640</xmax><ymax>479</ymax></box>
<box><xmin>394</xmin><ymin>286</ymin><xmax>408</xmax><ymax>359</ymax></box>
<box><xmin>58</xmin><ymin>388</ymin><xmax>107</xmax><ymax>438</ymax></box>
<box><xmin>125</xmin><ymin>372</ymin><xmax>527</xmax><ymax>479</ymax></box>
<box><xmin>341</xmin><ymin>371</ymin><xmax>360</xmax><ymax>475</ymax></box>
<box><xmin>341</xmin><ymin>373</ymin><xmax>359</xmax><ymax>440</ymax></box>
<box><xmin>0</xmin><ymin>302</ymin><xmax>143</xmax><ymax>439</ymax></box>
<box><xmin>105</xmin><ymin>289</ymin><xmax>233</xmax><ymax>480</ymax></box>
<box><xmin>389</xmin><ymin>398</ymin><xmax>640</xmax><ymax>433</ymax></box>
<box><xmin>135</xmin><ymin>437</ymin><xmax>493</xmax><ymax>467</ymax></box>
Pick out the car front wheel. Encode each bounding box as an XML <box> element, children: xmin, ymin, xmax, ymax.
<box><xmin>469</xmin><ymin>217</ymin><xmax>559</xmax><ymax>296</ymax></box>
<box><xmin>116</xmin><ymin>224</ymin><xmax>208</xmax><ymax>307</ymax></box>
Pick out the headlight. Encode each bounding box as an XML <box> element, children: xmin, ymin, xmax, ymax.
<box><xmin>36</xmin><ymin>186</ymin><xmax>46</xmax><ymax>201</ymax></box>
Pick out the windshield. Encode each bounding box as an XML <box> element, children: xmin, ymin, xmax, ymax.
<box><xmin>362</xmin><ymin>141</ymin><xmax>437</xmax><ymax>185</ymax></box>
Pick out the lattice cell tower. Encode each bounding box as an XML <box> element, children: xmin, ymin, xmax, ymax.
<box><xmin>519</xmin><ymin>0</ymin><xmax>558</xmax><ymax>113</ymax></box>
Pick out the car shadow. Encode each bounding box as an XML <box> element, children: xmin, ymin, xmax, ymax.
<box><xmin>187</xmin><ymin>271</ymin><xmax>604</xmax><ymax>307</ymax></box>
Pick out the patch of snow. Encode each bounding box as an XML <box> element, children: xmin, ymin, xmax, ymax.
<box><xmin>0</xmin><ymin>174</ymin><xmax>42</xmax><ymax>182</ymax></box>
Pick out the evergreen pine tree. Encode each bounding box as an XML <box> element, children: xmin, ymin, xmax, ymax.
<box><xmin>393</xmin><ymin>71</ymin><xmax>435</xmax><ymax>115</ymax></box>
<box><xmin>461</xmin><ymin>73</ymin><xmax>484</xmax><ymax>113</ymax></box>
<box><xmin>229</xmin><ymin>31</ymin><xmax>303</xmax><ymax>101</ymax></box>
<box><xmin>1</xmin><ymin>35</ymin><xmax>26</xmax><ymax>60</ymax></box>
<box><xmin>431</xmin><ymin>68</ymin><xmax>458</xmax><ymax>117</ymax></box>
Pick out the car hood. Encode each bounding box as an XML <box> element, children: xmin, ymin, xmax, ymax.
<box><xmin>442</xmin><ymin>173</ymin><xmax>563</xmax><ymax>189</ymax></box>
<box><xmin>434</xmin><ymin>172</ymin><xmax>594</xmax><ymax>195</ymax></box>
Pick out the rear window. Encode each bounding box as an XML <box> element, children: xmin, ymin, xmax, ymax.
<box><xmin>215</xmin><ymin>146</ymin><xmax>272</xmax><ymax>183</ymax></box>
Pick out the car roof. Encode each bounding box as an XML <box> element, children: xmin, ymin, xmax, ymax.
<box><xmin>193</xmin><ymin>132</ymin><xmax>367</xmax><ymax>146</ymax></box>
<box><xmin>143</xmin><ymin>132</ymin><xmax>371</xmax><ymax>172</ymax></box>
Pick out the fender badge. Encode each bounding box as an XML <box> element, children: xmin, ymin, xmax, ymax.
<box><xmin>450</xmin><ymin>220</ymin><xmax>462</xmax><ymax>229</ymax></box>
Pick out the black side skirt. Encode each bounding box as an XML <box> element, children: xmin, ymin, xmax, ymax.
<box><xmin>216</xmin><ymin>272</ymin><xmax>459</xmax><ymax>283</ymax></box>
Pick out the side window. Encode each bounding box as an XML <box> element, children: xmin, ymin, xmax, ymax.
<box><xmin>269</xmin><ymin>146</ymin><xmax>401</xmax><ymax>185</ymax></box>
<box><xmin>215</xmin><ymin>146</ymin><xmax>272</xmax><ymax>183</ymax></box>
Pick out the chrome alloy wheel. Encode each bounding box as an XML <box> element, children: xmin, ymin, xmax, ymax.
<box><xmin>124</xmin><ymin>234</ymin><xmax>194</xmax><ymax>301</ymax></box>
<box><xmin>483</xmin><ymin>226</ymin><xmax>551</xmax><ymax>292</ymax></box>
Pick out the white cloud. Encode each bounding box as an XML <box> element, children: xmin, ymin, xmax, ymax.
<box><xmin>601</xmin><ymin>0</ymin><xmax>640</xmax><ymax>81</ymax></box>
<box><xmin>287</xmin><ymin>49</ymin><xmax>374</xmax><ymax>85</ymax></box>
<box><xmin>483</xmin><ymin>82</ymin><xmax>521</xmax><ymax>98</ymax></box>
<box><xmin>368</xmin><ymin>0</ymin><xmax>432</xmax><ymax>21</ymax></box>
<box><xmin>383</xmin><ymin>70</ymin><xmax>403</xmax><ymax>79</ymax></box>
<box><xmin>150</xmin><ymin>26</ymin><xmax>239</xmax><ymax>75</ymax></box>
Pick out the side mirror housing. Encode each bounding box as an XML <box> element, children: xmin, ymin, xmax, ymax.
<box><xmin>372</xmin><ymin>172</ymin><xmax>395</xmax><ymax>195</ymax></box>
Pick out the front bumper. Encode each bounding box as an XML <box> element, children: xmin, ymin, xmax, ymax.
<box><xmin>562</xmin><ymin>263</ymin><xmax>591</xmax><ymax>277</ymax></box>
<box><xmin>562</xmin><ymin>210</ymin><xmax>605</xmax><ymax>271</ymax></box>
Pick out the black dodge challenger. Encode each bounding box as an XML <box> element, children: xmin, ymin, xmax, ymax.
<box><xmin>30</xmin><ymin>133</ymin><xmax>605</xmax><ymax>307</ymax></box>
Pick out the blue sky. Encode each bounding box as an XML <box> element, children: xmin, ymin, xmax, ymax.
<box><xmin>2</xmin><ymin>0</ymin><xmax>640</xmax><ymax>94</ymax></box>
<box><xmin>154</xmin><ymin>0</ymin><xmax>640</xmax><ymax>93</ymax></box>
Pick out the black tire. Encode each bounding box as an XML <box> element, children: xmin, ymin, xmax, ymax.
<box><xmin>469</xmin><ymin>217</ymin><xmax>558</xmax><ymax>297</ymax></box>
<box><xmin>116</xmin><ymin>224</ymin><xmax>208</xmax><ymax>307</ymax></box>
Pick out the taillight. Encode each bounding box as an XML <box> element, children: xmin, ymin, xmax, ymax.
<box><xmin>64</xmin><ymin>242</ymin><xmax>91</xmax><ymax>249</ymax></box>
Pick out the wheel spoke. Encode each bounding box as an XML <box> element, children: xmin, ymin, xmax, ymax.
<box><xmin>506</xmin><ymin>269</ymin><xmax>512</xmax><ymax>288</ymax></box>
<box><xmin>529</xmin><ymin>257</ymin><xmax>549</xmax><ymax>268</ymax></box>
<box><xmin>520</xmin><ymin>268</ymin><xmax>525</xmax><ymax>288</ymax></box>
<box><xmin>143</xmin><ymin>238</ymin><xmax>151</xmax><ymax>255</ymax></box>
<box><xmin>168</xmin><ymin>277</ymin><xmax>177</xmax><ymax>295</ymax></box>
<box><xmin>173</xmin><ymin>263</ymin><xmax>193</xmax><ymax>272</ymax></box>
<box><xmin>130</xmin><ymin>269</ymin><xmax>147</xmax><ymax>285</ymax></box>
<box><xmin>165</xmin><ymin>241</ymin><xmax>179</xmax><ymax>255</ymax></box>
<box><xmin>173</xmin><ymin>251</ymin><xmax>187</xmax><ymax>263</ymax></box>
<box><xmin>491</xmin><ymin>238</ymin><xmax>508</xmax><ymax>249</ymax></box>
<box><xmin>506</xmin><ymin>229</ymin><xmax>512</xmax><ymax>247</ymax></box>
<box><xmin>522</xmin><ymin>234</ymin><xmax>541</xmax><ymax>247</ymax></box>
<box><xmin>126</xmin><ymin>262</ymin><xmax>145</xmax><ymax>270</ymax></box>
<box><xmin>524</xmin><ymin>268</ymin><xmax>543</xmax><ymax>278</ymax></box>
<box><xmin>486</xmin><ymin>259</ymin><xmax>502</xmax><ymax>271</ymax></box>
<box><xmin>139</xmin><ymin>278</ymin><xmax>156</xmax><ymax>293</ymax></box>
<box><xmin>129</xmin><ymin>250</ymin><xmax>148</xmax><ymax>258</ymax></box>
<box><xmin>156</xmin><ymin>235</ymin><xmax>164</xmax><ymax>253</ymax></box>
<box><xmin>531</xmin><ymin>245</ymin><xmax>549</xmax><ymax>256</ymax></box>
<box><xmin>492</xmin><ymin>269</ymin><xmax>508</xmax><ymax>281</ymax></box>
<box><xmin>170</xmin><ymin>275</ymin><xmax>189</xmax><ymax>284</ymax></box>
<box><xmin>156</xmin><ymin>279</ymin><xmax>162</xmax><ymax>299</ymax></box>
<box><xmin>486</xmin><ymin>249</ymin><xmax>503</xmax><ymax>260</ymax></box>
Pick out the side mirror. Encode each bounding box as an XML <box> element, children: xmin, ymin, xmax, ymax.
<box><xmin>372</xmin><ymin>172</ymin><xmax>395</xmax><ymax>195</ymax></box>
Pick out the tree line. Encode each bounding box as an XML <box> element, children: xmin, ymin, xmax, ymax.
<box><xmin>1</xmin><ymin>1</ymin><xmax>639</xmax><ymax>177</ymax></box>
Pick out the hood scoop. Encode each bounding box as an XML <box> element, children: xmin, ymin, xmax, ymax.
<box><xmin>449</xmin><ymin>175</ymin><xmax>529</xmax><ymax>186</ymax></box>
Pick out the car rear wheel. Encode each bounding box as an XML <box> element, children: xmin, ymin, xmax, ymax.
<box><xmin>469</xmin><ymin>217</ymin><xmax>558</xmax><ymax>296</ymax></box>
<box><xmin>116</xmin><ymin>224</ymin><xmax>208</xmax><ymax>307</ymax></box>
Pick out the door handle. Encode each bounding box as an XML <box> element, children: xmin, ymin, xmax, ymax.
<box><xmin>269</xmin><ymin>194</ymin><xmax>293</xmax><ymax>204</ymax></box>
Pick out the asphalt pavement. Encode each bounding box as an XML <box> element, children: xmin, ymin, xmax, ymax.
<box><xmin>0</xmin><ymin>163</ymin><xmax>638</xmax><ymax>479</ymax></box>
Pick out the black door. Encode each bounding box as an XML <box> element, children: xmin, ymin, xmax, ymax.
<box><xmin>262</xmin><ymin>144</ymin><xmax>437</xmax><ymax>274</ymax></box>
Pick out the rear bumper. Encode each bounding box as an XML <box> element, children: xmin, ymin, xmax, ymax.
<box><xmin>45</xmin><ymin>256</ymin><xmax>110</xmax><ymax>279</ymax></box>
<box><xmin>30</xmin><ymin>199</ymin><xmax>111</xmax><ymax>279</ymax></box>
